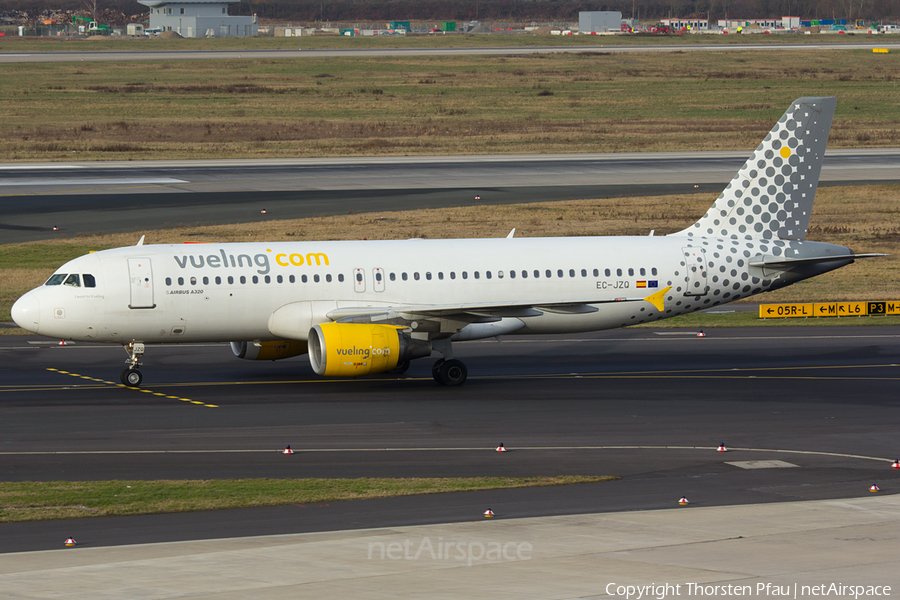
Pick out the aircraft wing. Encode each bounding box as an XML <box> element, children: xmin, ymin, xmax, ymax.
<box><xmin>327</xmin><ymin>286</ymin><xmax>671</xmax><ymax>323</ymax></box>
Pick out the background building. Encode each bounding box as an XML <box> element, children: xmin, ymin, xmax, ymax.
<box><xmin>138</xmin><ymin>0</ymin><xmax>257</xmax><ymax>37</ymax></box>
<box><xmin>578</xmin><ymin>11</ymin><xmax>622</xmax><ymax>33</ymax></box>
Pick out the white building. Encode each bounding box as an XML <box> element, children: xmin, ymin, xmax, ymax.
<box><xmin>138</xmin><ymin>0</ymin><xmax>257</xmax><ymax>37</ymax></box>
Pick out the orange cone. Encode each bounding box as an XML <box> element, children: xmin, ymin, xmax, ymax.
<box><xmin>870</xmin><ymin>484</ymin><xmax>880</xmax><ymax>492</ymax></box>
<box><xmin>892</xmin><ymin>460</ymin><xmax>899</xmax><ymax>470</ymax></box>
<box><xmin>64</xmin><ymin>537</ymin><xmax>77</xmax><ymax>547</ymax></box>
<box><xmin>678</xmin><ymin>496</ymin><xmax>689</xmax><ymax>505</ymax></box>
<box><xmin>282</xmin><ymin>445</ymin><xmax>293</xmax><ymax>455</ymax></box>
<box><xmin>717</xmin><ymin>443</ymin><xmax>728</xmax><ymax>453</ymax></box>
<box><xmin>496</xmin><ymin>443</ymin><xmax>507</xmax><ymax>453</ymax></box>
<box><xmin>483</xmin><ymin>508</ymin><xmax>494</xmax><ymax>517</ymax></box>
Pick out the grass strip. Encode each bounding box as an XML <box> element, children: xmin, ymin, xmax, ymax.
<box><xmin>2</xmin><ymin>49</ymin><xmax>899</xmax><ymax>162</ymax></box>
<box><xmin>0</xmin><ymin>33</ymin><xmax>882</xmax><ymax>54</ymax></box>
<box><xmin>0</xmin><ymin>476</ymin><xmax>613</xmax><ymax>523</ymax></box>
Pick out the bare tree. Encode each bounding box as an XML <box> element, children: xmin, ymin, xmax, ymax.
<box><xmin>82</xmin><ymin>0</ymin><xmax>99</xmax><ymax>23</ymax></box>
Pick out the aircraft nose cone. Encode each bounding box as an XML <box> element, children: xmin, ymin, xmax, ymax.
<box><xmin>11</xmin><ymin>291</ymin><xmax>40</xmax><ymax>334</ymax></box>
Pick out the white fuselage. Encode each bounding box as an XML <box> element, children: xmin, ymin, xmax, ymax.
<box><xmin>14</xmin><ymin>235</ymin><xmax>848</xmax><ymax>344</ymax></box>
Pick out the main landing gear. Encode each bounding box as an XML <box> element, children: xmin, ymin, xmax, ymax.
<box><xmin>431</xmin><ymin>358</ymin><xmax>468</xmax><ymax>386</ymax></box>
<box><xmin>430</xmin><ymin>338</ymin><xmax>467</xmax><ymax>386</ymax></box>
<box><xmin>121</xmin><ymin>341</ymin><xmax>145</xmax><ymax>387</ymax></box>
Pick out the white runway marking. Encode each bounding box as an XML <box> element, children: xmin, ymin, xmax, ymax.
<box><xmin>0</xmin><ymin>177</ymin><xmax>188</xmax><ymax>186</ymax></box>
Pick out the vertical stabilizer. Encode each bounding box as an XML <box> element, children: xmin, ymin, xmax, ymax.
<box><xmin>674</xmin><ymin>97</ymin><xmax>836</xmax><ymax>241</ymax></box>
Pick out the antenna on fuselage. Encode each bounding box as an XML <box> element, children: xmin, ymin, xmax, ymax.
<box><xmin>506</xmin><ymin>228</ymin><xmax>515</xmax><ymax>239</ymax></box>
<box><xmin>136</xmin><ymin>235</ymin><xmax>145</xmax><ymax>246</ymax></box>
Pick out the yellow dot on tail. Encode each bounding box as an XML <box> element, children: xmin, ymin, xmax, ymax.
<box><xmin>780</xmin><ymin>147</ymin><xmax>791</xmax><ymax>159</ymax></box>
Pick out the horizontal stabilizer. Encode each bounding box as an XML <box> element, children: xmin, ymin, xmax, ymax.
<box><xmin>749</xmin><ymin>253</ymin><xmax>887</xmax><ymax>269</ymax></box>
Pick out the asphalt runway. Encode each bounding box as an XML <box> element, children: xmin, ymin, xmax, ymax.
<box><xmin>2</xmin><ymin>151</ymin><xmax>898</xmax><ymax>243</ymax></box>
<box><xmin>2</xmin><ymin>326</ymin><xmax>899</xmax><ymax>553</ymax></box>
<box><xmin>2</xmin><ymin>43</ymin><xmax>900</xmax><ymax>63</ymax></box>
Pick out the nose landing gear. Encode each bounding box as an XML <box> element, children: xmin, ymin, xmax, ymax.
<box><xmin>121</xmin><ymin>341</ymin><xmax>145</xmax><ymax>387</ymax></box>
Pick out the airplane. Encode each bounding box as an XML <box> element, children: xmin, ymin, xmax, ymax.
<box><xmin>11</xmin><ymin>97</ymin><xmax>882</xmax><ymax>387</ymax></box>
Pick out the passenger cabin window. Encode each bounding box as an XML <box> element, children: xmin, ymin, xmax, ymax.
<box><xmin>45</xmin><ymin>274</ymin><xmax>67</xmax><ymax>286</ymax></box>
<box><xmin>64</xmin><ymin>274</ymin><xmax>81</xmax><ymax>287</ymax></box>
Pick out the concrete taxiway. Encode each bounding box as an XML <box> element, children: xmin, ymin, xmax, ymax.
<box><xmin>2</xmin><ymin>42</ymin><xmax>900</xmax><ymax>63</ymax></box>
<box><xmin>1</xmin><ymin>150</ymin><xmax>898</xmax><ymax>243</ymax></box>
<box><xmin>1</xmin><ymin>495</ymin><xmax>897</xmax><ymax>599</ymax></box>
<box><xmin>2</xmin><ymin>326</ymin><xmax>899</xmax><ymax>554</ymax></box>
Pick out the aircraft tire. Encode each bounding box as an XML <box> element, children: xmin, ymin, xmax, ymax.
<box><xmin>122</xmin><ymin>369</ymin><xmax>142</xmax><ymax>387</ymax></box>
<box><xmin>432</xmin><ymin>359</ymin><xmax>445</xmax><ymax>383</ymax></box>
<box><xmin>438</xmin><ymin>359</ymin><xmax>467</xmax><ymax>386</ymax></box>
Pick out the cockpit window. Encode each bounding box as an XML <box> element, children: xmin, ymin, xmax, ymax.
<box><xmin>83</xmin><ymin>274</ymin><xmax>96</xmax><ymax>288</ymax></box>
<box><xmin>45</xmin><ymin>274</ymin><xmax>67</xmax><ymax>286</ymax></box>
<box><xmin>63</xmin><ymin>274</ymin><xmax>81</xmax><ymax>287</ymax></box>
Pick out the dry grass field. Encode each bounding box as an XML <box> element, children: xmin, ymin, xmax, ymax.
<box><xmin>1</xmin><ymin>49</ymin><xmax>898</xmax><ymax>161</ymax></box>
<box><xmin>2</xmin><ymin>184</ymin><xmax>898</xmax><ymax>326</ymax></box>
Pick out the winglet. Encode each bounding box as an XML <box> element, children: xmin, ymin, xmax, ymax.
<box><xmin>136</xmin><ymin>235</ymin><xmax>145</xmax><ymax>246</ymax></box>
<box><xmin>506</xmin><ymin>228</ymin><xmax>516</xmax><ymax>239</ymax></box>
<box><xmin>644</xmin><ymin>286</ymin><xmax>671</xmax><ymax>312</ymax></box>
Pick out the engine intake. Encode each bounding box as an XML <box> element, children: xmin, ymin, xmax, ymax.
<box><xmin>231</xmin><ymin>340</ymin><xmax>308</xmax><ymax>361</ymax></box>
<box><xmin>308</xmin><ymin>323</ymin><xmax>431</xmax><ymax>377</ymax></box>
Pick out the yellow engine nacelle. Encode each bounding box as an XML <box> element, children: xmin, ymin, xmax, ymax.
<box><xmin>231</xmin><ymin>340</ymin><xmax>308</xmax><ymax>361</ymax></box>
<box><xmin>308</xmin><ymin>323</ymin><xmax>430</xmax><ymax>377</ymax></box>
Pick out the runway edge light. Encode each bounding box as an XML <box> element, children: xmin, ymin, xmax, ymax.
<box><xmin>717</xmin><ymin>443</ymin><xmax>728</xmax><ymax>453</ymax></box>
<box><xmin>892</xmin><ymin>460</ymin><xmax>899</xmax><ymax>470</ymax></box>
<box><xmin>64</xmin><ymin>537</ymin><xmax>77</xmax><ymax>547</ymax></box>
<box><xmin>678</xmin><ymin>496</ymin><xmax>690</xmax><ymax>506</ymax></box>
<box><xmin>484</xmin><ymin>508</ymin><xmax>494</xmax><ymax>517</ymax></box>
<box><xmin>283</xmin><ymin>445</ymin><xmax>293</xmax><ymax>455</ymax></box>
<box><xmin>496</xmin><ymin>443</ymin><xmax>507</xmax><ymax>453</ymax></box>
<box><xmin>870</xmin><ymin>484</ymin><xmax>880</xmax><ymax>492</ymax></box>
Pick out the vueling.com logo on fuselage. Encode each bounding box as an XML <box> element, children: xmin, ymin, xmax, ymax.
<box><xmin>173</xmin><ymin>249</ymin><xmax>329</xmax><ymax>275</ymax></box>
<box><xmin>336</xmin><ymin>346</ymin><xmax>392</xmax><ymax>360</ymax></box>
